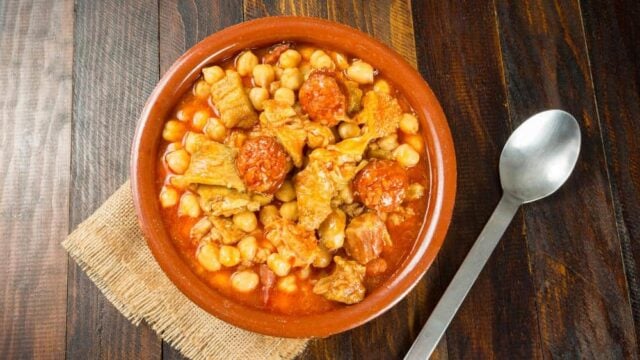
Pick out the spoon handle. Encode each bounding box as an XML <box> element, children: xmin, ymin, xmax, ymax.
<box><xmin>405</xmin><ymin>194</ymin><xmax>521</xmax><ymax>360</ymax></box>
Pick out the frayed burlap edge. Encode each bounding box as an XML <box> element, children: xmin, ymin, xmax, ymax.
<box><xmin>62</xmin><ymin>181</ymin><xmax>308</xmax><ymax>360</ymax></box>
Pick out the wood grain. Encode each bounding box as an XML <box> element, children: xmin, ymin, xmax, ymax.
<box><xmin>495</xmin><ymin>0</ymin><xmax>638</xmax><ymax>357</ymax></box>
<box><xmin>581</xmin><ymin>0</ymin><xmax>640</xmax><ymax>348</ymax></box>
<box><xmin>66</xmin><ymin>0</ymin><xmax>162</xmax><ymax>358</ymax></box>
<box><xmin>0</xmin><ymin>1</ymin><xmax>73</xmax><ymax>358</ymax></box>
<box><xmin>158</xmin><ymin>1</ymin><xmax>243</xmax><ymax>358</ymax></box>
<box><xmin>412</xmin><ymin>1</ymin><xmax>544</xmax><ymax>358</ymax></box>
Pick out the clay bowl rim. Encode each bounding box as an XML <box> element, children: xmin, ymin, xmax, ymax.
<box><xmin>131</xmin><ymin>16</ymin><xmax>456</xmax><ymax>338</ymax></box>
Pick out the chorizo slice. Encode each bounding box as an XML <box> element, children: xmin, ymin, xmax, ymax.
<box><xmin>236</xmin><ymin>136</ymin><xmax>289</xmax><ymax>194</ymax></box>
<box><xmin>353</xmin><ymin>159</ymin><xmax>408</xmax><ymax>212</ymax></box>
<box><xmin>298</xmin><ymin>71</ymin><xmax>346</xmax><ymax>126</ymax></box>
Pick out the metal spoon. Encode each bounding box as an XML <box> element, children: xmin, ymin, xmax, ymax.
<box><xmin>405</xmin><ymin>110</ymin><xmax>581</xmax><ymax>359</ymax></box>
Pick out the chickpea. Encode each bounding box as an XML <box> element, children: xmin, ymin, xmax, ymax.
<box><xmin>231</xmin><ymin>270</ymin><xmax>259</xmax><ymax>292</ymax></box>
<box><xmin>159</xmin><ymin>185</ymin><xmax>178</xmax><ymax>208</ymax></box>
<box><xmin>203</xmin><ymin>117</ymin><xmax>226</xmax><ymax>142</ymax></box>
<box><xmin>297</xmin><ymin>267</ymin><xmax>311</xmax><ymax>280</ymax></box>
<box><xmin>162</xmin><ymin>120</ymin><xmax>186</xmax><ymax>142</ymax></box>
<box><xmin>299</xmin><ymin>63</ymin><xmax>313</xmax><ymax>79</ymax></box>
<box><xmin>165</xmin><ymin>149</ymin><xmax>190</xmax><ymax>174</ymax></box>
<box><xmin>279</xmin><ymin>49</ymin><xmax>302</xmax><ymax>68</ymax></box>
<box><xmin>310</xmin><ymin>50</ymin><xmax>335</xmax><ymax>69</ymax></box>
<box><xmin>319</xmin><ymin>209</ymin><xmax>346</xmax><ymax>251</ymax></box>
<box><xmin>178</xmin><ymin>192</ymin><xmax>201</xmax><ymax>218</ymax></box>
<box><xmin>193</xmin><ymin>80</ymin><xmax>210</xmax><ymax>98</ymax></box>
<box><xmin>249</xmin><ymin>87</ymin><xmax>269</xmax><ymax>111</ymax></box>
<box><xmin>202</xmin><ymin>65</ymin><xmax>225</xmax><ymax>84</ymax></box>
<box><xmin>404</xmin><ymin>133</ymin><xmax>424</xmax><ymax>153</ymax></box>
<box><xmin>183</xmin><ymin>132</ymin><xmax>206</xmax><ymax>154</ymax></box>
<box><xmin>274</xmin><ymin>180</ymin><xmax>296</xmax><ymax>202</ymax></box>
<box><xmin>252</xmin><ymin>64</ymin><xmax>275</xmax><ymax>88</ymax></box>
<box><xmin>232</xmin><ymin>211</ymin><xmax>258</xmax><ymax>232</ymax></box>
<box><xmin>339</xmin><ymin>186</ymin><xmax>354</xmax><ymax>205</ymax></box>
<box><xmin>346</xmin><ymin>60</ymin><xmax>374</xmax><ymax>84</ymax></box>
<box><xmin>274</xmin><ymin>87</ymin><xmax>295</xmax><ymax>106</ymax></box>
<box><xmin>268</xmin><ymin>81</ymin><xmax>281</xmax><ymax>96</ymax></box>
<box><xmin>277</xmin><ymin>275</ymin><xmax>298</xmax><ymax>293</ymax></box>
<box><xmin>332</xmin><ymin>52</ymin><xmax>349</xmax><ymax>70</ymax></box>
<box><xmin>279</xmin><ymin>201</ymin><xmax>298</xmax><ymax>221</ymax></box>
<box><xmin>237</xmin><ymin>236</ymin><xmax>258</xmax><ymax>262</ymax></box>
<box><xmin>169</xmin><ymin>175</ymin><xmax>190</xmax><ymax>191</ymax></box>
<box><xmin>393</xmin><ymin>144</ymin><xmax>420</xmax><ymax>167</ymax></box>
<box><xmin>166</xmin><ymin>142</ymin><xmax>183</xmax><ymax>153</ymax></box>
<box><xmin>196</xmin><ymin>243</ymin><xmax>221</xmax><ymax>272</ymax></box>
<box><xmin>236</xmin><ymin>51</ymin><xmax>259</xmax><ymax>76</ymax></box>
<box><xmin>280</xmin><ymin>68</ymin><xmax>302</xmax><ymax>90</ymax></box>
<box><xmin>267</xmin><ymin>253</ymin><xmax>291</xmax><ymax>277</ymax></box>
<box><xmin>259</xmin><ymin>205</ymin><xmax>280</xmax><ymax>226</ymax></box>
<box><xmin>253</xmin><ymin>247</ymin><xmax>271</xmax><ymax>264</ymax></box>
<box><xmin>378</xmin><ymin>134</ymin><xmax>399</xmax><ymax>151</ymax></box>
<box><xmin>299</xmin><ymin>46</ymin><xmax>315</xmax><ymax>60</ymax></box>
<box><xmin>400</xmin><ymin>113</ymin><xmax>419</xmax><ymax>134</ymax></box>
<box><xmin>219</xmin><ymin>245</ymin><xmax>241</xmax><ymax>267</ymax></box>
<box><xmin>406</xmin><ymin>183</ymin><xmax>426</xmax><ymax>201</ymax></box>
<box><xmin>191</xmin><ymin>110</ymin><xmax>209</xmax><ymax>131</ymax></box>
<box><xmin>312</xmin><ymin>247</ymin><xmax>332</xmax><ymax>268</ymax></box>
<box><xmin>338</xmin><ymin>122</ymin><xmax>360</xmax><ymax>139</ymax></box>
<box><xmin>373</xmin><ymin>79</ymin><xmax>391</xmax><ymax>94</ymax></box>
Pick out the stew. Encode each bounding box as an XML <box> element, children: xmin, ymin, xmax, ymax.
<box><xmin>156</xmin><ymin>42</ymin><xmax>430</xmax><ymax>315</ymax></box>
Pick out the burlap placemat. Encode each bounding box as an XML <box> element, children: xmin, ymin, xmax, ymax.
<box><xmin>62</xmin><ymin>181</ymin><xmax>308</xmax><ymax>360</ymax></box>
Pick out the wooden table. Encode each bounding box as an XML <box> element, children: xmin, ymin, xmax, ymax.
<box><xmin>3</xmin><ymin>0</ymin><xmax>639</xmax><ymax>358</ymax></box>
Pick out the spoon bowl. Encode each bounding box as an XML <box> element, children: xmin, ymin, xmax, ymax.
<box><xmin>500</xmin><ymin>110</ymin><xmax>581</xmax><ymax>203</ymax></box>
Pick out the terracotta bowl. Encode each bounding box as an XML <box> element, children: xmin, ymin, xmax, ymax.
<box><xmin>131</xmin><ymin>16</ymin><xmax>456</xmax><ymax>338</ymax></box>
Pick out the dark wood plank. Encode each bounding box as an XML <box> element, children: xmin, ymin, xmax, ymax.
<box><xmin>66</xmin><ymin>0</ymin><xmax>162</xmax><ymax>358</ymax></box>
<box><xmin>157</xmin><ymin>1</ymin><xmax>244</xmax><ymax>358</ymax></box>
<box><xmin>412</xmin><ymin>1</ymin><xmax>544</xmax><ymax>359</ymax></box>
<box><xmin>0</xmin><ymin>1</ymin><xmax>73</xmax><ymax>358</ymax></box>
<box><xmin>243</xmin><ymin>1</ymin><xmax>445</xmax><ymax>359</ymax></box>
<box><xmin>581</xmin><ymin>0</ymin><xmax>640</xmax><ymax>348</ymax></box>
<box><xmin>495</xmin><ymin>0</ymin><xmax>638</xmax><ymax>357</ymax></box>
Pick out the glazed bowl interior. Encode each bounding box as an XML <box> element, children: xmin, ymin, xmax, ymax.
<box><xmin>131</xmin><ymin>16</ymin><xmax>456</xmax><ymax>338</ymax></box>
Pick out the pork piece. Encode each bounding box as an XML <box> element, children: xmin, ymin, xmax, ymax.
<box><xmin>262</xmin><ymin>43</ymin><xmax>291</xmax><ymax>64</ymax></box>
<box><xmin>298</xmin><ymin>71</ymin><xmax>346</xmax><ymax>126</ymax></box>
<box><xmin>312</xmin><ymin>256</ymin><xmax>366</xmax><ymax>304</ymax></box>
<box><xmin>189</xmin><ymin>217</ymin><xmax>213</xmax><ymax>242</ymax></box>
<box><xmin>197</xmin><ymin>185</ymin><xmax>271</xmax><ymax>217</ymax></box>
<box><xmin>264</xmin><ymin>218</ymin><xmax>318</xmax><ymax>265</ymax></box>
<box><xmin>236</xmin><ymin>136</ymin><xmax>290</xmax><ymax>194</ymax></box>
<box><xmin>259</xmin><ymin>264</ymin><xmax>276</xmax><ymax>304</ymax></box>
<box><xmin>344</xmin><ymin>212</ymin><xmax>392</xmax><ymax>265</ymax></box>
<box><xmin>353</xmin><ymin>159</ymin><xmax>408</xmax><ymax>212</ymax></box>
<box><xmin>294</xmin><ymin>160</ymin><xmax>334</xmax><ymax>230</ymax></box>
<box><xmin>259</xmin><ymin>100</ymin><xmax>308</xmax><ymax>167</ymax></box>
<box><xmin>200</xmin><ymin>216</ymin><xmax>246</xmax><ymax>245</ymax></box>
<box><xmin>355</xmin><ymin>90</ymin><xmax>403</xmax><ymax>139</ymax></box>
<box><xmin>183</xmin><ymin>138</ymin><xmax>246</xmax><ymax>191</ymax></box>
<box><xmin>274</xmin><ymin>124</ymin><xmax>307</xmax><ymax>167</ymax></box>
<box><xmin>260</xmin><ymin>100</ymin><xmax>298</xmax><ymax>128</ymax></box>
<box><xmin>210</xmin><ymin>70</ymin><xmax>257</xmax><ymax>128</ymax></box>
